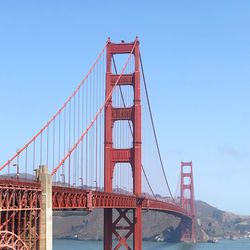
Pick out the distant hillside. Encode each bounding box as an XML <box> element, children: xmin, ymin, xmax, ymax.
<box><xmin>53</xmin><ymin>200</ymin><xmax>250</xmax><ymax>242</ymax></box>
<box><xmin>53</xmin><ymin>210</ymin><xmax>181</xmax><ymax>241</ymax></box>
<box><xmin>195</xmin><ymin>200</ymin><xmax>250</xmax><ymax>239</ymax></box>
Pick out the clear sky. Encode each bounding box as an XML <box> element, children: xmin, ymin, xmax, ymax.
<box><xmin>0</xmin><ymin>1</ymin><xmax>250</xmax><ymax>215</ymax></box>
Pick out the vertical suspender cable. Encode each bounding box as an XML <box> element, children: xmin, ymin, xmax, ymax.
<box><xmin>33</xmin><ymin>140</ymin><xmax>36</xmax><ymax>175</ymax></box>
<box><xmin>69</xmin><ymin>100</ymin><xmax>71</xmax><ymax>185</ymax></box>
<box><xmin>52</xmin><ymin>119</ymin><xmax>55</xmax><ymax>182</ymax></box>
<box><xmin>63</xmin><ymin>107</ymin><xmax>66</xmax><ymax>183</ymax></box>
<box><xmin>47</xmin><ymin>126</ymin><xmax>49</xmax><ymax>167</ymax></box>
<box><xmin>73</xmin><ymin>95</ymin><xmax>76</xmax><ymax>185</ymax></box>
<box><xmin>78</xmin><ymin>91</ymin><xmax>80</xmax><ymax>185</ymax></box>
<box><xmin>25</xmin><ymin>148</ymin><xmax>28</xmax><ymax>178</ymax></box>
<box><xmin>40</xmin><ymin>132</ymin><xmax>43</xmax><ymax>165</ymax></box>
<box><xmin>58</xmin><ymin>112</ymin><xmax>61</xmax><ymax>177</ymax></box>
<box><xmin>86</xmin><ymin>78</ymin><xmax>88</xmax><ymax>186</ymax></box>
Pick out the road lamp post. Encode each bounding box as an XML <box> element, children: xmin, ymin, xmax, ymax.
<box><xmin>79</xmin><ymin>177</ymin><xmax>83</xmax><ymax>188</ymax></box>
<box><xmin>93</xmin><ymin>180</ymin><xmax>97</xmax><ymax>190</ymax></box>
<box><xmin>60</xmin><ymin>173</ymin><xmax>65</xmax><ymax>185</ymax></box>
<box><xmin>12</xmin><ymin>163</ymin><xmax>19</xmax><ymax>180</ymax></box>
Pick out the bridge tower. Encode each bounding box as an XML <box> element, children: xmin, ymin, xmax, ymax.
<box><xmin>180</xmin><ymin>161</ymin><xmax>196</xmax><ymax>242</ymax></box>
<box><xmin>104</xmin><ymin>38</ymin><xmax>142</xmax><ymax>250</ymax></box>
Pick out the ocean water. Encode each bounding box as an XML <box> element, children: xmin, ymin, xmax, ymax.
<box><xmin>53</xmin><ymin>239</ymin><xmax>250</xmax><ymax>249</ymax></box>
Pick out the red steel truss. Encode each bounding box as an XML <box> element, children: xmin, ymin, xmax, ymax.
<box><xmin>0</xmin><ymin>231</ymin><xmax>29</xmax><ymax>250</ymax></box>
<box><xmin>180</xmin><ymin>161</ymin><xmax>196</xmax><ymax>242</ymax></box>
<box><xmin>0</xmin><ymin>178</ymin><xmax>41</xmax><ymax>249</ymax></box>
<box><xmin>0</xmin><ymin>177</ymin><xmax>194</xmax><ymax>249</ymax></box>
<box><xmin>52</xmin><ymin>186</ymin><xmax>188</xmax><ymax>217</ymax></box>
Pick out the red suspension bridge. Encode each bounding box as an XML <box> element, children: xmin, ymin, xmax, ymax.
<box><xmin>0</xmin><ymin>38</ymin><xmax>196</xmax><ymax>250</ymax></box>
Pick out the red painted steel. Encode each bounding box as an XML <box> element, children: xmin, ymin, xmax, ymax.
<box><xmin>0</xmin><ymin>39</ymin><xmax>197</xmax><ymax>249</ymax></box>
<box><xmin>0</xmin><ymin>230</ymin><xmax>29</xmax><ymax>249</ymax></box>
<box><xmin>104</xmin><ymin>38</ymin><xmax>142</xmax><ymax>250</ymax></box>
<box><xmin>180</xmin><ymin>161</ymin><xmax>196</xmax><ymax>242</ymax></box>
<box><xmin>0</xmin><ymin>178</ymin><xmax>41</xmax><ymax>249</ymax></box>
<box><xmin>0</xmin><ymin>178</ymin><xmax>193</xmax><ymax>249</ymax></box>
<box><xmin>52</xmin><ymin>186</ymin><xmax>189</xmax><ymax>217</ymax></box>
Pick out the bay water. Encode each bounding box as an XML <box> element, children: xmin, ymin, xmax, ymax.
<box><xmin>53</xmin><ymin>239</ymin><xmax>250</xmax><ymax>249</ymax></box>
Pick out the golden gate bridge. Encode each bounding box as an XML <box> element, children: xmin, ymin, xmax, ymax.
<box><xmin>0</xmin><ymin>38</ymin><xmax>195</xmax><ymax>250</ymax></box>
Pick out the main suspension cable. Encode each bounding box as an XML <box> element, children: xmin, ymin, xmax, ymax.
<box><xmin>112</xmin><ymin>56</ymin><xmax>157</xmax><ymax>200</ymax></box>
<box><xmin>139</xmin><ymin>52</ymin><xmax>175</xmax><ymax>202</ymax></box>
<box><xmin>51</xmin><ymin>40</ymin><xmax>137</xmax><ymax>176</ymax></box>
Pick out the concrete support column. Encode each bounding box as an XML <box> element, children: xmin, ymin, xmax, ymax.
<box><xmin>37</xmin><ymin>165</ymin><xmax>52</xmax><ymax>250</ymax></box>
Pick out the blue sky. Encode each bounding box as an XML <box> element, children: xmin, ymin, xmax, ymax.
<box><xmin>0</xmin><ymin>1</ymin><xmax>250</xmax><ymax>214</ymax></box>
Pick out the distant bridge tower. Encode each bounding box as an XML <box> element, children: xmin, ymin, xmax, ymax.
<box><xmin>104</xmin><ymin>38</ymin><xmax>142</xmax><ymax>250</ymax></box>
<box><xmin>180</xmin><ymin>161</ymin><xmax>196</xmax><ymax>242</ymax></box>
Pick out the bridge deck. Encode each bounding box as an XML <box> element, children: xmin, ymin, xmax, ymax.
<box><xmin>0</xmin><ymin>178</ymin><xmax>190</xmax><ymax>219</ymax></box>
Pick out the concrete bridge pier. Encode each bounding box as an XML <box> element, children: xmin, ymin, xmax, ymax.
<box><xmin>36</xmin><ymin>165</ymin><xmax>53</xmax><ymax>250</ymax></box>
